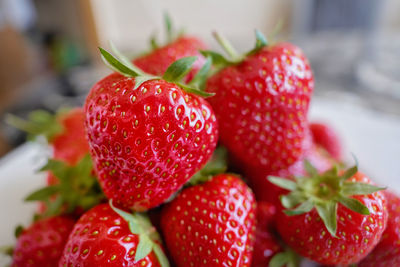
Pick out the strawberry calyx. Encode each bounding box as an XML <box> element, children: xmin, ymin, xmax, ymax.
<box><xmin>99</xmin><ymin>46</ymin><xmax>213</xmax><ymax>97</ymax></box>
<box><xmin>200</xmin><ymin>29</ymin><xmax>268</xmax><ymax>70</ymax></box>
<box><xmin>25</xmin><ymin>154</ymin><xmax>105</xmax><ymax>218</ymax></box>
<box><xmin>149</xmin><ymin>13</ymin><xmax>184</xmax><ymax>51</ymax></box>
<box><xmin>268</xmin><ymin>161</ymin><xmax>385</xmax><ymax>237</ymax></box>
<box><xmin>269</xmin><ymin>248</ymin><xmax>300</xmax><ymax>267</ymax></box>
<box><xmin>187</xmin><ymin>146</ymin><xmax>228</xmax><ymax>186</ymax></box>
<box><xmin>109</xmin><ymin>201</ymin><xmax>170</xmax><ymax>267</ymax></box>
<box><xmin>5</xmin><ymin>109</ymin><xmax>68</xmax><ymax>142</ymax></box>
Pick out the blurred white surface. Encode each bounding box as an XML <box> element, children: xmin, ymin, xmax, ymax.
<box><xmin>0</xmin><ymin>96</ymin><xmax>399</xmax><ymax>265</ymax></box>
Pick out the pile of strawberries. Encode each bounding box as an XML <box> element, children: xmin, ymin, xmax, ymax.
<box><xmin>6</xmin><ymin>17</ymin><xmax>400</xmax><ymax>267</ymax></box>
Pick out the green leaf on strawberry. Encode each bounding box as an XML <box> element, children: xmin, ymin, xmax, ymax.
<box><xmin>109</xmin><ymin>201</ymin><xmax>169</xmax><ymax>266</ymax></box>
<box><xmin>268</xmin><ymin>162</ymin><xmax>386</xmax><ymax>237</ymax></box>
<box><xmin>5</xmin><ymin>109</ymin><xmax>68</xmax><ymax>142</ymax></box>
<box><xmin>25</xmin><ymin>154</ymin><xmax>105</xmax><ymax>218</ymax></box>
<box><xmin>99</xmin><ymin>46</ymin><xmax>214</xmax><ymax>97</ymax></box>
<box><xmin>269</xmin><ymin>248</ymin><xmax>300</xmax><ymax>267</ymax></box>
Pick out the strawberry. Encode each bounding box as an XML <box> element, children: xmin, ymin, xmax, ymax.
<box><xmin>11</xmin><ymin>216</ymin><xmax>75</xmax><ymax>267</ymax></box>
<box><xmin>205</xmin><ymin>31</ymin><xmax>314</xmax><ymax>173</ymax></box>
<box><xmin>251</xmin><ymin>202</ymin><xmax>282</xmax><ymax>267</ymax></box>
<box><xmin>134</xmin><ymin>36</ymin><xmax>206</xmax><ymax>83</ymax></box>
<box><xmin>310</xmin><ymin>122</ymin><xmax>342</xmax><ymax>161</ymax></box>
<box><xmin>85</xmin><ymin>48</ymin><xmax>217</xmax><ymax>211</ymax></box>
<box><xmin>160</xmin><ymin>174</ymin><xmax>257</xmax><ymax>267</ymax></box>
<box><xmin>359</xmin><ymin>191</ymin><xmax>400</xmax><ymax>266</ymax></box>
<box><xmin>52</xmin><ymin>108</ymin><xmax>89</xmax><ymax>164</ymax></box>
<box><xmin>269</xmin><ymin>165</ymin><xmax>388</xmax><ymax>265</ymax></box>
<box><xmin>245</xmin><ymin>134</ymin><xmax>332</xmax><ymax>206</ymax></box>
<box><xmin>59</xmin><ymin>202</ymin><xmax>169</xmax><ymax>266</ymax></box>
<box><xmin>134</xmin><ymin>14</ymin><xmax>207</xmax><ymax>83</ymax></box>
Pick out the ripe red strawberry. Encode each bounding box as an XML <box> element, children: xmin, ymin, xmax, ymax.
<box><xmin>160</xmin><ymin>174</ymin><xmax>257</xmax><ymax>267</ymax></box>
<box><xmin>251</xmin><ymin>202</ymin><xmax>282</xmax><ymax>267</ymax></box>
<box><xmin>85</xmin><ymin>49</ymin><xmax>217</xmax><ymax>211</ymax></box>
<box><xmin>310</xmin><ymin>122</ymin><xmax>342</xmax><ymax>160</ymax></box>
<box><xmin>269</xmin><ymin>165</ymin><xmax>388</xmax><ymax>265</ymax></box>
<box><xmin>359</xmin><ymin>191</ymin><xmax>400</xmax><ymax>267</ymax></box>
<box><xmin>134</xmin><ymin>36</ymin><xmax>207</xmax><ymax>83</ymax></box>
<box><xmin>133</xmin><ymin>14</ymin><xmax>207</xmax><ymax>83</ymax></box>
<box><xmin>11</xmin><ymin>216</ymin><xmax>75</xmax><ymax>267</ymax></box>
<box><xmin>52</xmin><ymin>108</ymin><xmax>89</xmax><ymax>164</ymax></box>
<box><xmin>205</xmin><ymin>31</ymin><xmax>314</xmax><ymax>173</ymax></box>
<box><xmin>46</xmin><ymin>108</ymin><xmax>89</xmax><ymax>185</ymax></box>
<box><xmin>59</xmin><ymin>203</ymin><xmax>169</xmax><ymax>266</ymax></box>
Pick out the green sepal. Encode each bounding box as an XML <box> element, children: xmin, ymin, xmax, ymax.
<box><xmin>269</xmin><ymin>249</ymin><xmax>300</xmax><ymax>267</ymax></box>
<box><xmin>27</xmin><ymin>154</ymin><xmax>105</xmax><ymax>218</ymax></box>
<box><xmin>109</xmin><ymin>41</ymin><xmax>137</xmax><ymax>71</ymax></box>
<box><xmin>188</xmin><ymin>56</ymin><xmax>212</xmax><ymax>90</ymax></box>
<box><xmin>246</xmin><ymin>29</ymin><xmax>268</xmax><ymax>56</ymax></box>
<box><xmin>340</xmin><ymin>165</ymin><xmax>358</xmax><ymax>180</ymax></box>
<box><xmin>100</xmin><ymin>46</ymin><xmax>211</xmax><ymax>98</ymax></box>
<box><xmin>341</xmin><ymin>182</ymin><xmax>386</xmax><ymax>196</ymax></box>
<box><xmin>109</xmin><ymin>201</ymin><xmax>170</xmax><ymax>266</ymax></box>
<box><xmin>6</xmin><ymin>110</ymin><xmax>64</xmax><ymax>142</ymax></box>
<box><xmin>163</xmin><ymin>56</ymin><xmax>197</xmax><ymax>82</ymax></box>
<box><xmin>136</xmin><ymin>234</ymin><xmax>153</xmax><ymax>261</ymax></box>
<box><xmin>134</xmin><ymin>76</ymin><xmax>158</xmax><ymax>90</ymax></box>
<box><xmin>14</xmin><ymin>225</ymin><xmax>24</xmax><ymax>238</ymax></box>
<box><xmin>99</xmin><ymin>47</ymin><xmax>141</xmax><ymax>77</ymax></box>
<box><xmin>25</xmin><ymin>186</ymin><xmax>59</xmax><ymax>202</ymax></box>
<box><xmin>0</xmin><ymin>245</ymin><xmax>14</xmax><ymax>257</ymax></box>
<box><xmin>212</xmin><ymin>31</ymin><xmax>241</xmax><ymax>61</ymax></box>
<box><xmin>268</xmin><ymin>176</ymin><xmax>297</xmax><ymax>191</ymax></box>
<box><xmin>284</xmin><ymin>199</ymin><xmax>314</xmax><ymax>216</ymax></box>
<box><xmin>304</xmin><ymin>160</ymin><xmax>318</xmax><ymax>177</ymax></box>
<box><xmin>153</xmin><ymin>243</ymin><xmax>170</xmax><ymax>267</ymax></box>
<box><xmin>280</xmin><ymin>191</ymin><xmax>305</xmax><ymax>209</ymax></box>
<box><xmin>338</xmin><ymin>196</ymin><xmax>370</xmax><ymax>215</ymax></box>
<box><xmin>200</xmin><ymin>50</ymin><xmax>233</xmax><ymax>68</ymax></box>
<box><xmin>316</xmin><ymin>202</ymin><xmax>338</xmax><ymax>237</ymax></box>
<box><xmin>188</xmin><ymin>146</ymin><xmax>228</xmax><ymax>185</ymax></box>
<box><xmin>176</xmin><ymin>82</ymin><xmax>215</xmax><ymax>98</ymax></box>
<box><xmin>164</xmin><ymin>12</ymin><xmax>173</xmax><ymax>43</ymax></box>
<box><xmin>150</xmin><ymin>34</ymin><xmax>159</xmax><ymax>50</ymax></box>
<box><xmin>271</xmin><ymin>161</ymin><xmax>385</xmax><ymax>238</ymax></box>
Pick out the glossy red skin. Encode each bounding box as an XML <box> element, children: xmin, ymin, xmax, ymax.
<box><xmin>245</xmin><ymin>134</ymin><xmax>332</xmax><ymax>206</ymax></box>
<box><xmin>276</xmin><ymin>172</ymin><xmax>388</xmax><ymax>265</ymax></box>
<box><xmin>134</xmin><ymin>36</ymin><xmax>207</xmax><ymax>82</ymax></box>
<box><xmin>12</xmin><ymin>216</ymin><xmax>75</xmax><ymax>267</ymax></box>
<box><xmin>310</xmin><ymin>122</ymin><xmax>342</xmax><ymax>160</ymax></box>
<box><xmin>251</xmin><ymin>202</ymin><xmax>281</xmax><ymax>267</ymax></box>
<box><xmin>359</xmin><ymin>191</ymin><xmax>400</xmax><ymax>266</ymax></box>
<box><xmin>160</xmin><ymin>174</ymin><xmax>257</xmax><ymax>267</ymax></box>
<box><xmin>46</xmin><ymin>108</ymin><xmax>89</xmax><ymax>186</ymax></box>
<box><xmin>52</xmin><ymin>108</ymin><xmax>89</xmax><ymax>165</ymax></box>
<box><xmin>206</xmin><ymin>43</ymin><xmax>314</xmax><ymax>173</ymax></box>
<box><xmin>59</xmin><ymin>203</ymin><xmax>161</xmax><ymax>266</ymax></box>
<box><xmin>85</xmin><ymin>74</ymin><xmax>218</xmax><ymax>211</ymax></box>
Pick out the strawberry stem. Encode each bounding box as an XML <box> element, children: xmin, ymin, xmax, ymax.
<box><xmin>212</xmin><ymin>31</ymin><xmax>242</xmax><ymax>61</ymax></box>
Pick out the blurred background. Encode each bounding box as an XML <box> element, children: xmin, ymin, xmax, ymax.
<box><xmin>0</xmin><ymin>0</ymin><xmax>399</xmax><ymax>157</ymax></box>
